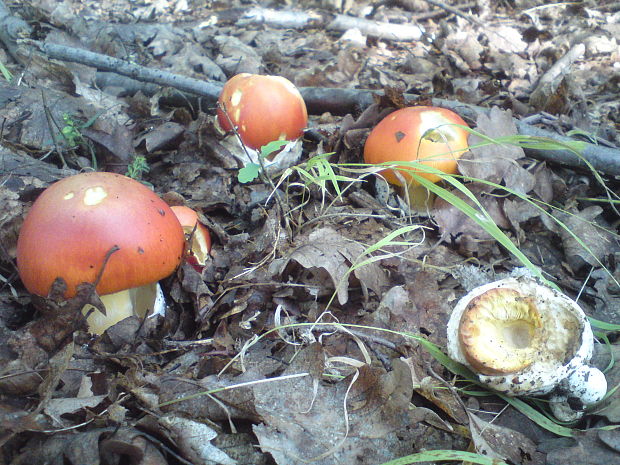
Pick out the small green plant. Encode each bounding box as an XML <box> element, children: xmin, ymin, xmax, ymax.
<box><xmin>59</xmin><ymin>111</ymin><xmax>103</xmax><ymax>149</ymax></box>
<box><xmin>0</xmin><ymin>59</ymin><xmax>13</xmax><ymax>82</ymax></box>
<box><xmin>60</xmin><ymin>113</ymin><xmax>84</xmax><ymax>147</ymax></box>
<box><xmin>237</xmin><ymin>140</ymin><xmax>290</xmax><ymax>183</ymax></box>
<box><xmin>126</xmin><ymin>155</ymin><xmax>150</xmax><ymax>181</ymax></box>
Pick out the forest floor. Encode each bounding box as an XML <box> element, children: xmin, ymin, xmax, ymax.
<box><xmin>1</xmin><ymin>1</ymin><xmax>620</xmax><ymax>464</ymax></box>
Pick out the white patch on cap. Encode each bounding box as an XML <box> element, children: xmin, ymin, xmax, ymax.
<box><xmin>64</xmin><ymin>192</ymin><xmax>75</xmax><ymax>200</ymax></box>
<box><xmin>270</xmin><ymin>76</ymin><xmax>301</xmax><ymax>98</ymax></box>
<box><xmin>231</xmin><ymin>89</ymin><xmax>243</xmax><ymax>107</ymax></box>
<box><xmin>420</xmin><ymin>111</ymin><xmax>459</xmax><ymax>142</ymax></box>
<box><xmin>83</xmin><ymin>186</ymin><xmax>108</xmax><ymax>206</ymax></box>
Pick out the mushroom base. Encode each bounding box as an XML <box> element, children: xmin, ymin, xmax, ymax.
<box><xmin>82</xmin><ymin>282</ymin><xmax>164</xmax><ymax>334</ymax></box>
<box><xmin>404</xmin><ymin>183</ymin><xmax>436</xmax><ymax>214</ymax></box>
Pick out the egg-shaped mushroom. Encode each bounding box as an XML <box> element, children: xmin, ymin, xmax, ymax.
<box><xmin>217</xmin><ymin>73</ymin><xmax>308</xmax><ymax>151</ymax></box>
<box><xmin>364</xmin><ymin>106</ymin><xmax>469</xmax><ymax>210</ymax></box>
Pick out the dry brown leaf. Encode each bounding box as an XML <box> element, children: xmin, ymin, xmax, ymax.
<box><xmin>158</xmin><ymin>415</ymin><xmax>236</xmax><ymax>465</ymax></box>
<box><xmin>282</xmin><ymin>227</ymin><xmax>388</xmax><ymax>305</ymax></box>
<box><xmin>459</xmin><ymin>107</ymin><xmax>534</xmax><ymax>195</ymax></box>
<box><xmin>43</xmin><ymin>395</ymin><xmax>107</xmax><ymax>423</ymax></box>
<box><xmin>468</xmin><ymin>412</ymin><xmax>541</xmax><ymax>465</ymax></box>
<box><xmin>433</xmin><ymin>184</ymin><xmax>510</xmax><ymax>251</ymax></box>
<box><xmin>212</xmin><ymin>35</ymin><xmax>263</xmax><ymax>75</ymax></box>
<box><xmin>81</xmin><ymin>125</ymin><xmax>136</xmax><ymax>164</ymax></box>
<box><xmin>12</xmin><ymin>431</ymin><xmax>102</xmax><ymax>464</ymax></box>
<box><xmin>553</xmin><ymin>206</ymin><xmax>620</xmax><ymax>270</ymax></box>
<box><xmin>133</xmin><ymin>121</ymin><xmax>185</xmax><ymax>153</ymax></box>
<box><xmin>252</xmin><ymin>346</ymin><xmax>449</xmax><ymax>465</ymax></box>
<box><xmin>443</xmin><ymin>29</ymin><xmax>484</xmax><ymax>71</ymax></box>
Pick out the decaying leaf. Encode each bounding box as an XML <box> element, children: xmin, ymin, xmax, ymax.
<box><xmin>543</xmin><ymin>428</ymin><xmax>620</xmax><ymax>465</ymax></box>
<box><xmin>281</xmin><ymin>227</ymin><xmax>388</xmax><ymax>305</ymax></box>
<box><xmin>553</xmin><ymin>206</ymin><xmax>620</xmax><ymax>271</ymax></box>
<box><xmin>468</xmin><ymin>412</ymin><xmax>541</xmax><ymax>465</ymax></box>
<box><xmin>158</xmin><ymin>415</ymin><xmax>236</xmax><ymax>465</ymax></box>
<box><xmin>252</xmin><ymin>344</ymin><xmax>463</xmax><ymax>465</ymax></box>
<box><xmin>459</xmin><ymin>107</ymin><xmax>533</xmax><ymax>194</ymax></box>
<box><xmin>433</xmin><ymin>183</ymin><xmax>510</xmax><ymax>253</ymax></box>
<box><xmin>212</xmin><ymin>35</ymin><xmax>263</xmax><ymax>75</ymax></box>
<box><xmin>133</xmin><ymin>122</ymin><xmax>185</xmax><ymax>153</ymax></box>
<box><xmin>43</xmin><ymin>395</ymin><xmax>107</xmax><ymax>424</ymax></box>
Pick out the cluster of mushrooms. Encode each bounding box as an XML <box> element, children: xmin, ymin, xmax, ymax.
<box><xmin>15</xmin><ymin>73</ymin><xmax>606</xmax><ymax>420</ymax></box>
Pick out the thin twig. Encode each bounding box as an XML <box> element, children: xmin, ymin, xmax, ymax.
<box><xmin>422</xmin><ymin>0</ymin><xmax>483</xmax><ymax>27</ymax></box>
<box><xmin>41</xmin><ymin>90</ymin><xmax>67</xmax><ymax>168</ymax></box>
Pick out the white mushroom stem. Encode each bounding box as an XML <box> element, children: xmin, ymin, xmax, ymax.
<box><xmin>82</xmin><ymin>282</ymin><xmax>165</xmax><ymax>334</ymax></box>
<box><xmin>549</xmin><ymin>365</ymin><xmax>608</xmax><ymax>422</ymax></box>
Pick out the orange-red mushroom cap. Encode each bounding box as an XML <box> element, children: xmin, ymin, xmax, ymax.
<box><xmin>16</xmin><ymin>172</ymin><xmax>186</xmax><ymax>299</ymax></box>
<box><xmin>217</xmin><ymin>73</ymin><xmax>308</xmax><ymax>150</ymax></box>
<box><xmin>363</xmin><ymin>106</ymin><xmax>469</xmax><ymax>185</ymax></box>
<box><xmin>170</xmin><ymin>205</ymin><xmax>212</xmax><ymax>267</ymax></box>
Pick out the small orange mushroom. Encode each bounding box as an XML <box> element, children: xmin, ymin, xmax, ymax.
<box><xmin>363</xmin><ymin>106</ymin><xmax>469</xmax><ymax>210</ymax></box>
<box><xmin>171</xmin><ymin>205</ymin><xmax>212</xmax><ymax>270</ymax></box>
<box><xmin>217</xmin><ymin>73</ymin><xmax>308</xmax><ymax>151</ymax></box>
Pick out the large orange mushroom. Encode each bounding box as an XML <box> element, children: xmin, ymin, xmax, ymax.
<box><xmin>363</xmin><ymin>106</ymin><xmax>469</xmax><ymax>210</ymax></box>
<box><xmin>16</xmin><ymin>172</ymin><xmax>186</xmax><ymax>334</ymax></box>
<box><xmin>217</xmin><ymin>73</ymin><xmax>308</xmax><ymax>151</ymax></box>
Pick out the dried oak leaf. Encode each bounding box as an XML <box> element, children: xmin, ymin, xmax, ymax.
<box><xmin>433</xmin><ymin>183</ymin><xmax>510</xmax><ymax>252</ymax></box>
<box><xmin>252</xmin><ymin>345</ymin><xmax>453</xmax><ymax>465</ymax></box>
<box><xmin>133</xmin><ymin>122</ymin><xmax>185</xmax><ymax>153</ymax></box>
<box><xmin>442</xmin><ymin>28</ymin><xmax>484</xmax><ymax>71</ymax></box>
<box><xmin>81</xmin><ymin>124</ymin><xmax>135</xmax><ymax>164</ymax></box>
<box><xmin>11</xmin><ymin>429</ymin><xmax>103</xmax><ymax>465</ymax></box>
<box><xmin>43</xmin><ymin>395</ymin><xmax>107</xmax><ymax>424</ymax></box>
<box><xmin>552</xmin><ymin>206</ymin><xmax>620</xmax><ymax>271</ymax></box>
<box><xmin>591</xmin><ymin>268</ymin><xmax>620</xmax><ymax>325</ymax></box>
<box><xmin>212</xmin><ymin>35</ymin><xmax>262</xmax><ymax>75</ymax></box>
<box><xmin>458</xmin><ymin>107</ymin><xmax>534</xmax><ymax>195</ymax></box>
<box><xmin>468</xmin><ymin>412</ymin><xmax>542</xmax><ymax>465</ymax></box>
<box><xmin>158</xmin><ymin>415</ymin><xmax>236</xmax><ymax>465</ymax></box>
<box><xmin>281</xmin><ymin>227</ymin><xmax>388</xmax><ymax>305</ymax></box>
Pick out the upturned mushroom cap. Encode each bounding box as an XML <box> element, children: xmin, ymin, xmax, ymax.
<box><xmin>363</xmin><ymin>106</ymin><xmax>469</xmax><ymax>186</ymax></box>
<box><xmin>17</xmin><ymin>172</ymin><xmax>185</xmax><ymax>299</ymax></box>
<box><xmin>447</xmin><ymin>278</ymin><xmax>598</xmax><ymax>397</ymax></box>
<box><xmin>458</xmin><ymin>288</ymin><xmax>543</xmax><ymax>375</ymax></box>
<box><xmin>217</xmin><ymin>73</ymin><xmax>308</xmax><ymax>150</ymax></box>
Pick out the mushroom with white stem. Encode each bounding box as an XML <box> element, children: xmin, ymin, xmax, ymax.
<box><xmin>16</xmin><ymin>172</ymin><xmax>186</xmax><ymax>335</ymax></box>
<box><xmin>446</xmin><ymin>277</ymin><xmax>607</xmax><ymax>421</ymax></box>
<box><xmin>216</xmin><ymin>73</ymin><xmax>308</xmax><ymax>175</ymax></box>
